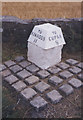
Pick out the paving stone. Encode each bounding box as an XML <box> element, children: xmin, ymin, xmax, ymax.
<box><xmin>2</xmin><ymin>69</ymin><xmax>11</xmax><ymax>77</ymax></box>
<box><xmin>4</xmin><ymin>75</ymin><xmax>18</xmax><ymax>84</ymax></box>
<box><xmin>26</xmin><ymin>64</ymin><xmax>39</xmax><ymax>73</ymax></box>
<box><xmin>17</xmin><ymin>69</ymin><xmax>32</xmax><ymax>79</ymax></box>
<box><xmin>19</xmin><ymin>61</ymin><xmax>31</xmax><ymax>68</ymax></box>
<box><xmin>66</xmin><ymin>59</ymin><xmax>79</xmax><ymax>65</ymax></box>
<box><xmin>15</xmin><ymin>56</ymin><xmax>25</xmax><ymax>62</ymax></box>
<box><xmin>69</xmin><ymin>66</ymin><xmax>81</xmax><ymax>74</ymax></box>
<box><xmin>30</xmin><ymin>96</ymin><xmax>48</xmax><ymax>112</ymax></box>
<box><xmin>46</xmin><ymin>90</ymin><xmax>62</xmax><ymax>104</ymax></box>
<box><xmin>68</xmin><ymin>78</ymin><xmax>83</xmax><ymax>88</ymax></box>
<box><xmin>48</xmin><ymin>76</ymin><xmax>63</xmax><ymax>85</ymax></box>
<box><xmin>47</xmin><ymin>66</ymin><xmax>61</xmax><ymax>74</ymax></box>
<box><xmin>21</xmin><ymin>88</ymin><xmax>37</xmax><ymax>100</ymax></box>
<box><xmin>37</xmin><ymin>70</ymin><xmax>50</xmax><ymax>79</ymax></box>
<box><xmin>76</xmin><ymin>62</ymin><xmax>83</xmax><ymax>69</ymax></box>
<box><xmin>10</xmin><ymin>65</ymin><xmax>23</xmax><ymax>73</ymax></box>
<box><xmin>57</xmin><ymin>62</ymin><xmax>70</xmax><ymax>70</ymax></box>
<box><xmin>25</xmin><ymin>75</ymin><xmax>39</xmax><ymax>85</ymax></box>
<box><xmin>12</xmin><ymin>81</ymin><xmax>27</xmax><ymax>91</ymax></box>
<box><xmin>59</xmin><ymin>84</ymin><xmax>74</xmax><ymax>96</ymax></box>
<box><xmin>4</xmin><ymin>60</ymin><xmax>16</xmax><ymax>67</ymax></box>
<box><xmin>78</xmin><ymin>73</ymin><xmax>83</xmax><ymax>81</ymax></box>
<box><xmin>0</xmin><ymin>64</ymin><xmax>6</xmax><ymax>71</ymax></box>
<box><xmin>59</xmin><ymin>71</ymin><xmax>73</xmax><ymax>79</ymax></box>
<box><xmin>34</xmin><ymin>81</ymin><xmax>50</xmax><ymax>93</ymax></box>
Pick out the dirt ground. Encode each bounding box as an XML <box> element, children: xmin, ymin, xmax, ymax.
<box><xmin>2</xmin><ymin>42</ymin><xmax>82</xmax><ymax>118</ymax></box>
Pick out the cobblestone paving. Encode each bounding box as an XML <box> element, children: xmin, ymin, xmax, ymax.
<box><xmin>1</xmin><ymin>57</ymin><xmax>83</xmax><ymax>112</ymax></box>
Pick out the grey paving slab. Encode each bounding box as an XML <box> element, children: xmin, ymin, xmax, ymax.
<box><xmin>47</xmin><ymin>66</ymin><xmax>61</xmax><ymax>74</ymax></box>
<box><xmin>69</xmin><ymin>66</ymin><xmax>81</xmax><ymax>74</ymax></box>
<box><xmin>37</xmin><ymin>70</ymin><xmax>50</xmax><ymax>79</ymax></box>
<box><xmin>78</xmin><ymin>73</ymin><xmax>83</xmax><ymax>81</ymax></box>
<box><xmin>48</xmin><ymin>76</ymin><xmax>63</xmax><ymax>85</ymax></box>
<box><xmin>76</xmin><ymin>62</ymin><xmax>83</xmax><ymax>69</ymax></box>
<box><xmin>21</xmin><ymin>88</ymin><xmax>37</xmax><ymax>100</ymax></box>
<box><xmin>4</xmin><ymin>60</ymin><xmax>16</xmax><ymax>67</ymax></box>
<box><xmin>12</xmin><ymin>81</ymin><xmax>27</xmax><ymax>91</ymax></box>
<box><xmin>4</xmin><ymin>75</ymin><xmax>18</xmax><ymax>84</ymax></box>
<box><xmin>59</xmin><ymin>71</ymin><xmax>73</xmax><ymax>79</ymax></box>
<box><xmin>10</xmin><ymin>65</ymin><xmax>23</xmax><ymax>73</ymax></box>
<box><xmin>17</xmin><ymin>69</ymin><xmax>32</xmax><ymax>79</ymax></box>
<box><xmin>34</xmin><ymin>81</ymin><xmax>50</xmax><ymax>93</ymax></box>
<box><xmin>25</xmin><ymin>75</ymin><xmax>39</xmax><ymax>85</ymax></box>
<box><xmin>26</xmin><ymin>64</ymin><xmax>39</xmax><ymax>73</ymax></box>
<box><xmin>15</xmin><ymin>56</ymin><xmax>25</xmax><ymax>62</ymax></box>
<box><xmin>66</xmin><ymin>59</ymin><xmax>79</xmax><ymax>65</ymax></box>
<box><xmin>68</xmin><ymin>78</ymin><xmax>83</xmax><ymax>88</ymax></box>
<box><xmin>0</xmin><ymin>64</ymin><xmax>6</xmax><ymax>71</ymax></box>
<box><xmin>59</xmin><ymin>84</ymin><xmax>74</xmax><ymax>96</ymax></box>
<box><xmin>30</xmin><ymin>96</ymin><xmax>48</xmax><ymax>112</ymax></box>
<box><xmin>19</xmin><ymin>61</ymin><xmax>31</xmax><ymax>68</ymax></box>
<box><xmin>46</xmin><ymin>90</ymin><xmax>62</xmax><ymax>104</ymax></box>
<box><xmin>57</xmin><ymin>62</ymin><xmax>70</xmax><ymax>70</ymax></box>
<box><xmin>2</xmin><ymin>69</ymin><xmax>11</xmax><ymax>77</ymax></box>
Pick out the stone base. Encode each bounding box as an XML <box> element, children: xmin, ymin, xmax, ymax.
<box><xmin>28</xmin><ymin>43</ymin><xmax>63</xmax><ymax>69</ymax></box>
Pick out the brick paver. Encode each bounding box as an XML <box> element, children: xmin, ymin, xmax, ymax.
<box><xmin>2</xmin><ymin>69</ymin><xmax>11</xmax><ymax>77</ymax></box>
<box><xmin>66</xmin><ymin>59</ymin><xmax>79</xmax><ymax>65</ymax></box>
<box><xmin>19</xmin><ymin>61</ymin><xmax>31</xmax><ymax>68</ymax></box>
<box><xmin>78</xmin><ymin>73</ymin><xmax>83</xmax><ymax>81</ymax></box>
<box><xmin>17</xmin><ymin>69</ymin><xmax>32</xmax><ymax>79</ymax></box>
<box><xmin>69</xmin><ymin>66</ymin><xmax>81</xmax><ymax>74</ymax></box>
<box><xmin>48</xmin><ymin>76</ymin><xmax>63</xmax><ymax>85</ymax></box>
<box><xmin>37</xmin><ymin>70</ymin><xmax>50</xmax><ymax>79</ymax></box>
<box><xmin>21</xmin><ymin>88</ymin><xmax>37</xmax><ymax>100</ymax></box>
<box><xmin>30</xmin><ymin>96</ymin><xmax>48</xmax><ymax>112</ymax></box>
<box><xmin>68</xmin><ymin>78</ymin><xmax>83</xmax><ymax>88</ymax></box>
<box><xmin>34</xmin><ymin>81</ymin><xmax>50</xmax><ymax>93</ymax></box>
<box><xmin>26</xmin><ymin>64</ymin><xmax>39</xmax><ymax>73</ymax></box>
<box><xmin>76</xmin><ymin>62</ymin><xmax>83</xmax><ymax>69</ymax></box>
<box><xmin>59</xmin><ymin>71</ymin><xmax>73</xmax><ymax>79</ymax></box>
<box><xmin>46</xmin><ymin>90</ymin><xmax>62</xmax><ymax>104</ymax></box>
<box><xmin>25</xmin><ymin>75</ymin><xmax>39</xmax><ymax>85</ymax></box>
<box><xmin>47</xmin><ymin>66</ymin><xmax>61</xmax><ymax>74</ymax></box>
<box><xmin>0</xmin><ymin>64</ymin><xmax>6</xmax><ymax>71</ymax></box>
<box><xmin>10</xmin><ymin>65</ymin><xmax>23</xmax><ymax>73</ymax></box>
<box><xmin>59</xmin><ymin>84</ymin><xmax>74</xmax><ymax>96</ymax></box>
<box><xmin>4</xmin><ymin>75</ymin><xmax>18</xmax><ymax>84</ymax></box>
<box><xmin>57</xmin><ymin>62</ymin><xmax>70</xmax><ymax>70</ymax></box>
<box><xmin>15</xmin><ymin>56</ymin><xmax>25</xmax><ymax>62</ymax></box>
<box><xmin>4</xmin><ymin>60</ymin><xmax>16</xmax><ymax>67</ymax></box>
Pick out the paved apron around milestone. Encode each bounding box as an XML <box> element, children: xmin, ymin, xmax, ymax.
<box><xmin>1</xmin><ymin>56</ymin><xmax>83</xmax><ymax>112</ymax></box>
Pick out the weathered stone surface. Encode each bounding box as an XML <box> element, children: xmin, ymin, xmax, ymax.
<box><xmin>17</xmin><ymin>69</ymin><xmax>32</xmax><ymax>79</ymax></box>
<box><xmin>69</xmin><ymin>66</ymin><xmax>81</xmax><ymax>74</ymax></box>
<box><xmin>0</xmin><ymin>64</ymin><xmax>6</xmax><ymax>71</ymax></box>
<box><xmin>2</xmin><ymin>69</ymin><xmax>11</xmax><ymax>77</ymax></box>
<box><xmin>34</xmin><ymin>81</ymin><xmax>50</xmax><ymax>93</ymax></box>
<box><xmin>15</xmin><ymin>56</ymin><xmax>25</xmax><ymax>62</ymax></box>
<box><xmin>68</xmin><ymin>78</ymin><xmax>83</xmax><ymax>88</ymax></box>
<box><xmin>37</xmin><ymin>70</ymin><xmax>50</xmax><ymax>79</ymax></box>
<box><xmin>76</xmin><ymin>62</ymin><xmax>83</xmax><ymax>69</ymax></box>
<box><xmin>12</xmin><ymin>81</ymin><xmax>27</xmax><ymax>91</ymax></box>
<box><xmin>78</xmin><ymin>73</ymin><xmax>83</xmax><ymax>81</ymax></box>
<box><xmin>4</xmin><ymin>60</ymin><xmax>16</xmax><ymax>67</ymax></box>
<box><xmin>57</xmin><ymin>62</ymin><xmax>70</xmax><ymax>70</ymax></box>
<box><xmin>21</xmin><ymin>88</ymin><xmax>37</xmax><ymax>100</ymax></box>
<box><xmin>30</xmin><ymin>96</ymin><xmax>48</xmax><ymax>112</ymax></box>
<box><xmin>19</xmin><ymin>61</ymin><xmax>31</xmax><ymax>68</ymax></box>
<box><xmin>66</xmin><ymin>59</ymin><xmax>79</xmax><ymax>65</ymax></box>
<box><xmin>26</xmin><ymin>64</ymin><xmax>39</xmax><ymax>73</ymax></box>
<box><xmin>10</xmin><ymin>65</ymin><xmax>23</xmax><ymax>73</ymax></box>
<box><xmin>48</xmin><ymin>76</ymin><xmax>63</xmax><ymax>85</ymax></box>
<box><xmin>25</xmin><ymin>75</ymin><xmax>39</xmax><ymax>85</ymax></box>
<box><xmin>4</xmin><ymin>75</ymin><xmax>18</xmax><ymax>84</ymax></box>
<box><xmin>47</xmin><ymin>66</ymin><xmax>61</xmax><ymax>74</ymax></box>
<box><xmin>46</xmin><ymin>90</ymin><xmax>62</xmax><ymax>104</ymax></box>
<box><xmin>59</xmin><ymin>84</ymin><xmax>74</xmax><ymax>96</ymax></box>
<box><xmin>59</xmin><ymin>71</ymin><xmax>73</xmax><ymax>79</ymax></box>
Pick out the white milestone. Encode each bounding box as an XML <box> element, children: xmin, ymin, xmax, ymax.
<box><xmin>27</xmin><ymin>23</ymin><xmax>66</xmax><ymax>69</ymax></box>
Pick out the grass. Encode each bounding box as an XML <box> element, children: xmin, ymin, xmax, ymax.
<box><xmin>2</xmin><ymin>2</ymin><xmax>81</xmax><ymax>19</ymax></box>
